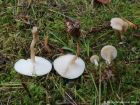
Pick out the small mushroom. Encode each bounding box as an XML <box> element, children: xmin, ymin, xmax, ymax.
<box><xmin>14</xmin><ymin>26</ymin><xmax>52</xmax><ymax>76</ymax></box>
<box><xmin>101</xmin><ymin>45</ymin><xmax>117</xmax><ymax>65</ymax></box>
<box><xmin>90</xmin><ymin>55</ymin><xmax>99</xmax><ymax>66</ymax></box>
<box><xmin>110</xmin><ymin>18</ymin><xmax>128</xmax><ymax>41</ymax></box>
<box><xmin>110</xmin><ymin>17</ymin><xmax>137</xmax><ymax>41</ymax></box>
<box><xmin>53</xmin><ymin>54</ymin><xmax>85</xmax><ymax>79</ymax></box>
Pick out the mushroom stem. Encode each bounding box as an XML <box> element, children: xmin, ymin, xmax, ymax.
<box><xmin>106</xmin><ymin>59</ymin><xmax>111</xmax><ymax>65</ymax></box>
<box><xmin>106</xmin><ymin>55</ymin><xmax>112</xmax><ymax>65</ymax></box>
<box><xmin>63</xmin><ymin>55</ymin><xmax>77</xmax><ymax>75</ymax></box>
<box><xmin>68</xmin><ymin>39</ymin><xmax>80</xmax><ymax>64</ymax></box>
<box><xmin>44</xmin><ymin>35</ymin><xmax>51</xmax><ymax>53</ymax></box>
<box><xmin>76</xmin><ymin>41</ymin><xmax>80</xmax><ymax>57</ymax></box>
<box><xmin>30</xmin><ymin>40</ymin><xmax>36</xmax><ymax>63</ymax></box>
<box><xmin>30</xmin><ymin>27</ymin><xmax>39</xmax><ymax>75</ymax></box>
<box><xmin>115</xmin><ymin>30</ymin><xmax>123</xmax><ymax>41</ymax></box>
<box><xmin>94</xmin><ymin>59</ymin><xmax>99</xmax><ymax>66</ymax></box>
<box><xmin>30</xmin><ymin>27</ymin><xmax>39</xmax><ymax>63</ymax></box>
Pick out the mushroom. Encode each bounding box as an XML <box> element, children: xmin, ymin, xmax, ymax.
<box><xmin>90</xmin><ymin>55</ymin><xmax>99</xmax><ymax>66</ymax></box>
<box><xmin>101</xmin><ymin>45</ymin><xmax>117</xmax><ymax>65</ymax></box>
<box><xmin>110</xmin><ymin>17</ymin><xmax>137</xmax><ymax>41</ymax></box>
<box><xmin>53</xmin><ymin>54</ymin><xmax>85</xmax><ymax>79</ymax></box>
<box><xmin>14</xmin><ymin>26</ymin><xmax>52</xmax><ymax>76</ymax></box>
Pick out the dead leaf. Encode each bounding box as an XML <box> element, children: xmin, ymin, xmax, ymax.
<box><xmin>65</xmin><ymin>18</ymin><xmax>81</xmax><ymax>39</ymax></box>
<box><xmin>15</xmin><ymin>15</ymin><xmax>30</xmax><ymax>25</ymax></box>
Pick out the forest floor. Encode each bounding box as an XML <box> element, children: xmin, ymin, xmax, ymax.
<box><xmin>0</xmin><ymin>0</ymin><xmax>140</xmax><ymax>105</ymax></box>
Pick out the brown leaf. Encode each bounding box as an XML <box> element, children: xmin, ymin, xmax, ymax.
<box><xmin>65</xmin><ymin>18</ymin><xmax>81</xmax><ymax>39</ymax></box>
<box><xmin>15</xmin><ymin>15</ymin><xmax>30</xmax><ymax>25</ymax></box>
<box><xmin>96</xmin><ymin>0</ymin><xmax>111</xmax><ymax>4</ymax></box>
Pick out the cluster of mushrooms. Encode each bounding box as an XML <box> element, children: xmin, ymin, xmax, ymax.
<box><xmin>14</xmin><ymin>17</ymin><xmax>137</xmax><ymax>79</ymax></box>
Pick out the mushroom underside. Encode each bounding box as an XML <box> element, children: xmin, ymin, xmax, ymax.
<box><xmin>14</xmin><ymin>56</ymin><xmax>52</xmax><ymax>76</ymax></box>
<box><xmin>53</xmin><ymin>54</ymin><xmax>85</xmax><ymax>79</ymax></box>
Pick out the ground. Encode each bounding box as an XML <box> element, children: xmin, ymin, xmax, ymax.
<box><xmin>0</xmin><ymin>0</ymin><xmax>140</xmax><ymax>105</ymax></box>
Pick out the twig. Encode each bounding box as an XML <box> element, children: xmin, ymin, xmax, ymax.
<box><xmin>65</xmin><ymin>92</ymin><xmax>77</xmax><ymax>105</ymax></box>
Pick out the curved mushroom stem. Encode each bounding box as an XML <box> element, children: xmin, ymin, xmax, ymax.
<box><xmin>76</xmin><ymin>41</ymin><xmax>80</xmax><ymax>57</ymax></box>
<box><xmin>67</xmin><ymin>39</ymin><xmax>80</xmax><ymax>65</ymax></box>
<box><xmin>63</xmin><ymin>38</ymin><xmax>81</xmax><ymax>75</ymax></box>
<box><xmin>44</xmin><ymin>35</ymin><xmax>51</xmax><ymax>53</ymax></box>
<box><xmin>30</xmin><ymin>26</ymin><xmax>39</xmax><ymax>75</ymax></box>
<box><xmin>70</xmin><ymin>39</ymin><xmax>80</xmax><ymax>63</ymax></box>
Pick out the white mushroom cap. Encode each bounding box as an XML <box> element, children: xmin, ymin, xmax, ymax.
<box><xmin>110</xmin><ymin>18</ymin><xmax>128</xmax><ymax>31</ymax></box>
<box><xmin>32</xmin><ymin>26</ymin><xmax>38</xmax><ymax>34</ymax></box>
<box><xmin>90</xmin><ymin>55</ymin><xmax>99</xmax><ymax>66</ymax></box>
<box><xmin>53</xmin><ymin>54</ymin><xmax>85</xmax><ymax>79</ymax></box>
<box><xmin>101</xmin><ymin>45</ymin><xmax>117</xmax><ymax>64</ymax></box>
<box><xmin>14</xmin><ymin>56</ymin><xmax>52</xmax><ymax>76</ymax></box>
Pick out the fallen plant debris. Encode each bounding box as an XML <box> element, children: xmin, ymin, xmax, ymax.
<box><xmin>87</xmin><ymin>21</ymin><xmax>111</xmax><ymax>35</ymax></box>
<box><xmin>65</xmin><ymin>17</ymin><xmax>82</xmax><ymax>56</ymax></box>
<box><xmin>101</xmin><ymin>65</ymin><xmax>115</xmax><ymax>83</ymax></box>
<box><xmin>65</xmin><ymin>18</ymin><xmax>81</xmax><ymax>39</ymax></box>
<box><xmin>15</xmin><ymin>15</ymin><xmax>30</xmax><ymax>25</ymax></box>
<box><xmin>133</xmin><ymin>30</ymin><xmax>140</xmax><ymax>38</ymax></box>
<box><xmin>17</xmin><ymin>0</ymin><xmax>32</xmax><ymax>8</ymax></box>
<box><xmin>63</xmin><ymin>91</ymin><xmax>77</xmax><ymax>105</ymax></box>
<box><xmin>39</xmin><ymin>40</ymin><xmax>64</xmax><ymax>59</ymax></box>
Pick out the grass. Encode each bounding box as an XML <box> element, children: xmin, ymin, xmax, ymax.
<box><xmin>0</xmin><ymin>0</ymin><xmax>140</xmax><ymax>105</ymax></box>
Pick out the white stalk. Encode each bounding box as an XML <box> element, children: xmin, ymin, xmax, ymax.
<box><xmin>94</xmin><ymin>59</ymin><xmax>99</xmax><ymax>66</ymax></box>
